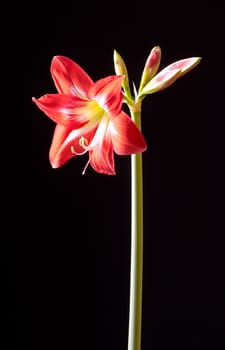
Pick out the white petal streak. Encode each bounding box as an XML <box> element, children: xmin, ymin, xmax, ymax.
<box><xmin>89</xmin><ymin>114</ymin><xmax>110</xmax><ymax>149</ymax></box>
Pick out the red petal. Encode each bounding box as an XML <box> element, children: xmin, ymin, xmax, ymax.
<box><xmin>49</xmin><ymin>124</ymin><xmax>77</xmax><ymax>167</ymax></box>
<box><xmin>32</xmin><ymin>94</ymin><xmax>95</xmax><ymax>127</ymax></box>
<box><xmin>111</xmin><ymin>111</ymin><xmax>147</xmax><ymax>154</ymax></box>
<box><xmin>89</xmin><ymin>75</ymin><xmax>124</xmax><ymax>116</ymax></box>
<box><xmin>49</xmin><ymin>124</ymin><xmax>96</xmax><ymax>168</ymax></box>
<box><xmin>89</xmin><ymin>132</ymin><xmax>115</xmax><ymax>175</ymax></box>
<box><xmin>51</xmin><ymin>55</ymin><xmax>94</xmax><ymax>97</ymax></box>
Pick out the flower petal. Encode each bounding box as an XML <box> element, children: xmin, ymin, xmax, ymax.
<box><xmin>49</xmin><ymin>124</ymin><xmax>97</xmax><ymax>168</ymax></box>
<box><xmin>49</xmin><ymin>124</ymin><xmax>75</xmax><ymax>167</ymax></box>
<box><xmin>89</xmin><ymin>132</ymin><xmax>115</xmax><ymax>175</ymax></box>
<box><xmin>110</xmin><ymin>111</ymin><xmax>147</xmax><ymax>154</ymax></box>
<box><xmin>82</xmin><ymin>115</ymin><xmax>115</xmax><ymax>174</ymax></box>
<box><xmin>32</xmin><ymin>94</ymin><xmax>101</xmax><ymax>127</ymax></box>
<box><xmin>89</xmin><ymin>75</ymin><xmax>124</xmax><ymax>116</ymax></box>
<box><xmin>51</xmin><ymin>55</ymin><xmax>94</xmax><ymax>97</ymax></box>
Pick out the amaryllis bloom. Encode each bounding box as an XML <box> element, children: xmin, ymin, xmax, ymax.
<box><xmin>32</xmin><ymin>55</ymin><xmax>147</xmax><ymax>175</ymax></box>
<box><xmin>138</xmin><ymin>46</ymin><xmax>201</xmax><ymax>96</ymax></box>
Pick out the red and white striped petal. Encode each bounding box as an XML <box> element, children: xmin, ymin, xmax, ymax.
<box><xmin>49</xmin><ymin>124</ymin><xmax>76</xmax><ymax>168</ymax></box>
<box><xmin>89</xmin><ymin>75</ymin><xmax>124</xmax><ymax>116</ymax></box>
<box><xmin>110</xmin><ymin>111</ymin><xmax>147</xmax><ymax>154</ymax></box>
<box><xmin>89</xmin><ymin>134</ymin><xmax>115</xmax><ymax>175</ymax></box>
<box><xmin>51</xmin><ymin>55</ymin><xmax>94</xmax><ymax>97</ymax></box>
<box><xmin>80</xmin><ymin>114</ymin><xmax>115</xmax><ymax>174</ymax></box>
<box><xmin>32</xmin><ymin>94</ymin><xmax>103</xmax><ymax>126</ymax></box>
<box><xmin>49</xmin><ymin>124</ymin><xmax>98</xmax><ymax>168</ymax></box>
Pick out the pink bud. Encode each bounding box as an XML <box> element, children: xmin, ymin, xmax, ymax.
<box><xmin>139</xmin><ymin>56</ymin><xmax>201</xmax><ymax>96</ymax></box>
<box><xmin>138</xmin><ymin>46</ymin><xmax>161</xmax><ymax>92</ymax></box>
<box><xmin>162</xmin><ymin>57</ymin><xmax>202</xmax><ymax>77</ymax></box>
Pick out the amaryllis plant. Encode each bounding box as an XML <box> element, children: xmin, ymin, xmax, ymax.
<box><xmin>32</xmin><ymin>46</ymin><xmax>201</xmax><ymax>350</ymax></box>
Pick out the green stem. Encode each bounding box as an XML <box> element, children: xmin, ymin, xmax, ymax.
<box><xmin>128</xmin><ymin>105</ymin><xmax>143</xmax><ymax>350</ymax></box>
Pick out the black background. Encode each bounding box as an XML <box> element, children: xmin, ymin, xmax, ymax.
<box><xmin>8</xmin><ymin>2</ymin><xmax>225</xmax><ymax>350</ymax></box>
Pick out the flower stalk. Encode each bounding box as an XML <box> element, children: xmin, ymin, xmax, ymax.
<box><xmin>128</xmin><ymin>105</ymin><xmax>144</xmax><ymax>350</ymax></box>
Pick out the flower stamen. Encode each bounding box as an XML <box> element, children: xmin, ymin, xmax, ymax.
<box><xmin>71</xmin><ymin>145</ymin><xmax>86</xmax><ymax>155</ymax></box>
<box><xmin>82</xmin><ymin>156</ymin><xmax>92</xmax><ymax>175</ymax></box>
<box><xmin>79</xmin><ymin>136</ymin><xmax>89</xmax><ymax>149</ymax></box>
<box><xmin>71</xmin><ymin>137</ymin><xmax>90</xmax><ymax>155</ymax></box>
<box><xmin>70</xmin><ymin>137</ymin><xmax>92</xmax><ymax>174</ymax></box>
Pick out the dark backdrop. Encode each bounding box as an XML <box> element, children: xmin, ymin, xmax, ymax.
<box><xmin>8</xmin><ymin>2</ymin><xmax>225</xmax><ymax>350</ymax></box>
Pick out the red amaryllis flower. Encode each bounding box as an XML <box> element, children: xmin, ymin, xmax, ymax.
<box><xmin>32</xmin><ymin>56</ymin><xmax>147</xmax><ymax>174</ymax></box>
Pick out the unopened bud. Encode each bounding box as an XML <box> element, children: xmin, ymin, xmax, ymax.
<box><xmin>113</xmin><ymin>49</ymin><xmax>131</xmax><ymax>98</ymax></box>
<box><xmin>139</xmin><ymin>46</ymin><xmax>161</xmax><ymax>93</ymax></box>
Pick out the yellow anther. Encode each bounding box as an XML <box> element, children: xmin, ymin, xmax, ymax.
<box><xmin>79</xmin><ymin>136</ymin><xmax>89</xmax><ymax>148</ymax></box>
